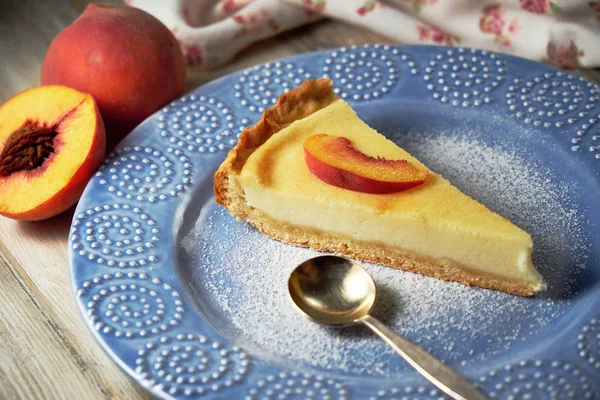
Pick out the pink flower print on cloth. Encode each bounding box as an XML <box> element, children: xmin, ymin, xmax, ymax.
<box><xmin>356</xmin><ymin>0</ymin><xmax>389</xmax><ymax>16</ymax></box>
<box><xmin>480</xmin><ymin>5</ymin><xmax>504</xmax><ymax>35</ymax></box>
<box><xmin>233</xmin><ymin>9</ymin><xmax>279</xmax><ymax>38</ymax></box>
<box><xmin>302</xmin><ymin>0</ymin><xmax>326</xmax><ymax>16</ymax></box>
<box><xmin>409</xmin><ymin>0</ymin><xmax>438</xmax><ymax>13</ymax></box>
<box><xmin>589</xmin><ymin>1</ymin><xmax>600</xmax><ymax>21</ymax></box>
<box><xmin>357</xmin><ymin>0</ymin><xmax>376</xmax><ymax>16</ymax></box>
<box><xmin>545</xmin><ymin>40</ymin><xmax>585</xmax><ymax>69</ymax></box>
<box><xmin>220</xmin><ymin>0</ymin><xmax>253</xmax><ymax>15</ymax></box>
<box><xmin>519</xmin><ymin>0</ymin><xmax>560</xmax><ymax>14</ymax></box>
<box><xmin>183</xmin><ymin>44</ymin><xmax>203</xmax><ymax>65</ymax></box>
<box><xmin>479</xmin><ymin>5</ymin><xmax>519</xmax><ymax>46</ymax></box>
<box><xmin>416</xmin><ymin>25</ymin><xmax>460</xmax><ymax>46</ymax></box>
<box><xmin>128</xmin><ymin>0</ymin><xmax>600</xmax><ymax>68</ymax></box>
<box><xmin>173</xmin><ymin>31</ymin><xmax>204</xmax><ymax>66</ymax></box>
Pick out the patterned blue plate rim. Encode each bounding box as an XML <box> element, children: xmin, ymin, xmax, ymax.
<box><xmin>68</xmin><ymin>44</ymin><xmax>600</xmax><ymax>400</ymax></box>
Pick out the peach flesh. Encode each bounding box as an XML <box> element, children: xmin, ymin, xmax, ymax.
<box><xmin>0</xmin><ymin>86</ymin><xmax>105</xmax><ymax>221</ymax></box>
<box><xmin>304</xmin><ymin>134</ymin><xmax>428</xmax><ymax>194</ymax></box>
<box><xmin>0</xmin><ymin>98</ymin><xmax>85</xmax><ymax>178</ymax></box>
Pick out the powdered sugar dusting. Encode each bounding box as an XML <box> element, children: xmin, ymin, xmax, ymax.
<box><xmin>395</xmin><ymin>130</ymin><xmax>586</xmax><ymax>298</ymax></box>
<box><xmin>183</xmin><ymin>132</ymin><xmax>588</xmax><ymax>377</ymax></box>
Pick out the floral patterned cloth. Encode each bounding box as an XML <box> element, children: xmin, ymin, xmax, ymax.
<box><xmin>127</xmin><ymin>0</ymin><xmax>600</xmax><ymax>69</ymax></box>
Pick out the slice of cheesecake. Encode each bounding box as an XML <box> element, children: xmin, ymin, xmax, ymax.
<box><xmin>214</xmin><ymin>78</ymin><xmax>545</xmax><ymax>296</ymax></box>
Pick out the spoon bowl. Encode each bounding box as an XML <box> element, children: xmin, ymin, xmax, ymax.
<box><xmin>288</xmin><ymin>255</ymin><xmax>488</xmax><ymax>400</ymax></box>
<box><xmin>288</xmin><ymin>255</ymin><xmax>376</xmax><ymax>325</ymax></box>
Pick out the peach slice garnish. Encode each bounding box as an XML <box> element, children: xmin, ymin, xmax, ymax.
<box><xmin>0</xmin><ymin>86</ymin><xmax>105</xmax><ymax>220</ymax></box>
<box><xmin>304</xmin><ymin>134</ymin><xmax>428</xmax><ymax>194</ymax></box>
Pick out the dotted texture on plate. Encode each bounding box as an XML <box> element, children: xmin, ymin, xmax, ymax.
<box><xmin>159</xmin><ymin>95</ymin><xmax>250</xmax><ymax>153</ymax></box>
<box><xmin>323</xmin><ymin>44</ymin><xmax>418</xmax><ymax>101</ymax></box>
<box><xmin>478</xmin><ymin>360</ymin><xmax>596</xmax><ymax>400</ymax></box>
<box><xmin>424</xmin><ymin>48</ymin><xmax>504</xmax><ymax>107</ymax></box>
<box><xmin>136</xmin><ymin>333</ymin><xmax>251</xmax><ymax>397</ymax></box>
<box><xmin>96</xmin><ymin>146</ymin><xmax>192</xmax><ymax>202</ymax></box>
<box><xmin>78</xmin><ymin>272</ymin><xmax>184</xmax><ymax>338</ymax></box>
<box><xmin>369</xmin><ymin>386</ymin><xmax>446</xmax><ymax>400</ymax></box>
<box><xmin>71</xmin><ymin>204</ymin><xmax>159</xmax><ymax>267</ymax></box>
<box><xmin>235</xmin><ymin>62</ymin><xmax>313</xmax><ymax>113</ymax></box>
<box><xmin>246</xmin><ymin>372</ymin><xmax>348</xmax><ymax>400</ymax></box>
<box><xmin>578</xmin><ymin>318</ymin><xmax>600</xmax><ymax>370</ymax></box>
<box><xmin>572</xmin><ymin>115</ymin><xmax>600</xmax><ymax>158</ymax></box>
<box><xmin>69</xmin><ymin>45</ymin><xmax>600</xmax><ymax>400</ymax></box>
<box><xmin>506</xmin><ymin>71</ymin><xmax>599</xmax><ymax>128</ymax></box>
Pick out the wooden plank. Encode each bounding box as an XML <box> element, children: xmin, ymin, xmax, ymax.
<box><xmin>0</xmin><ymin>0</ymin><xmax>81</xmax><ymax>103</ymax></box>
<box><xmin>0</xmin><ymin>0</ymin><xmax>151</xmax><ymax>395</ymax></box>
<box><xmin>0</xmin><ymin>244</ymin><xmax>112</xmax><ymax>399</ymax></box>
<box><xmin>0</xmin><ymin>217</ymin><xmax>152</xmax><ymax>399</ymax></box>
<box><xmin>574</xmin><ymin>68</ymin><xmax>600</xmax><ymax>83</ymax></box>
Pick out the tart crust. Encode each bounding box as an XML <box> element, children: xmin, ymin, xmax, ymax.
<box><xmin>214</xmin><ymin>78</ymin><xmax>537</xmax><ymax>296</ymax></box>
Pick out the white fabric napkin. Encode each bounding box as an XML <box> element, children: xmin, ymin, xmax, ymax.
<box><xmin>127</xmin><ymin>0</ymin><xmax>600</xmax><ymax>69</ymax></box>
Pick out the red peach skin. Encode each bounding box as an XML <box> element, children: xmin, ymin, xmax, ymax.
<box><xmin>304</xmin><ymin>134</ymin><xmax>428</xmax><ymax>194</ymax></box>
<box><xmin>41</xmin><ymin>4</ymin><xmax>186</xmax><ymax>150</ymax></box>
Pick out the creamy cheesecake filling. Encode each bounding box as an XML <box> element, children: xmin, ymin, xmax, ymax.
<box><xmin>238</xmin><ymin>182</ymin><xmax>544</xmax><ymax>289</ymax></box>
<box><xmin>232</xmin><ymin>98</ymin><xmax>545</xmax><ymax>293</ymax></box>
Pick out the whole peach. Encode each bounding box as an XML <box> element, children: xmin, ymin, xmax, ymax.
<box><xmin>41</xmin><ymin>4</ymin><xmax>186</xmax><ymax>150</ymax></box>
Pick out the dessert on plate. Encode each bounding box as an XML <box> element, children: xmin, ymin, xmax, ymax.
<box><xmin>214</xmin><ymin>78</ymin><xmax>545</xmax><ymax>296</ymax></box>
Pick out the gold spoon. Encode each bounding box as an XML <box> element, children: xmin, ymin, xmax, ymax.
<box><xmin>288</xmin><ymin>255</ymin><xmax>488</xmax><ymax>400</ymax></box>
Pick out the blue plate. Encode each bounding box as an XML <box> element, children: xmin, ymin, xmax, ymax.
<box><xmin>69</xmin><ymin>45</ymin><xmax>600</xmax><ymax>399</ymax></box>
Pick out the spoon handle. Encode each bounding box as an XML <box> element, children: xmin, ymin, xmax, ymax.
<box><xmin>360</xmin><ymin>315</ymin><xmax>488</xmax><ymax>400</ymax></box>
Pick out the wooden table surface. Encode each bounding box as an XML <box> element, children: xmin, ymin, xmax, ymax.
<box><xmin>1</xmin><ymin>1</ymin><xmax>599</xmax><ymax>399</ymax></box>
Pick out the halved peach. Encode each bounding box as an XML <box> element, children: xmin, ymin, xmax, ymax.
<box><xmin>304</xmin><ymin>134</ymin><xmax>428</xmax><ymax>194</ymax></box>
<box><xmin>0</xmin><ymin>86</ymin><xmax>105</xmax><ymax>220</ymax></box>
